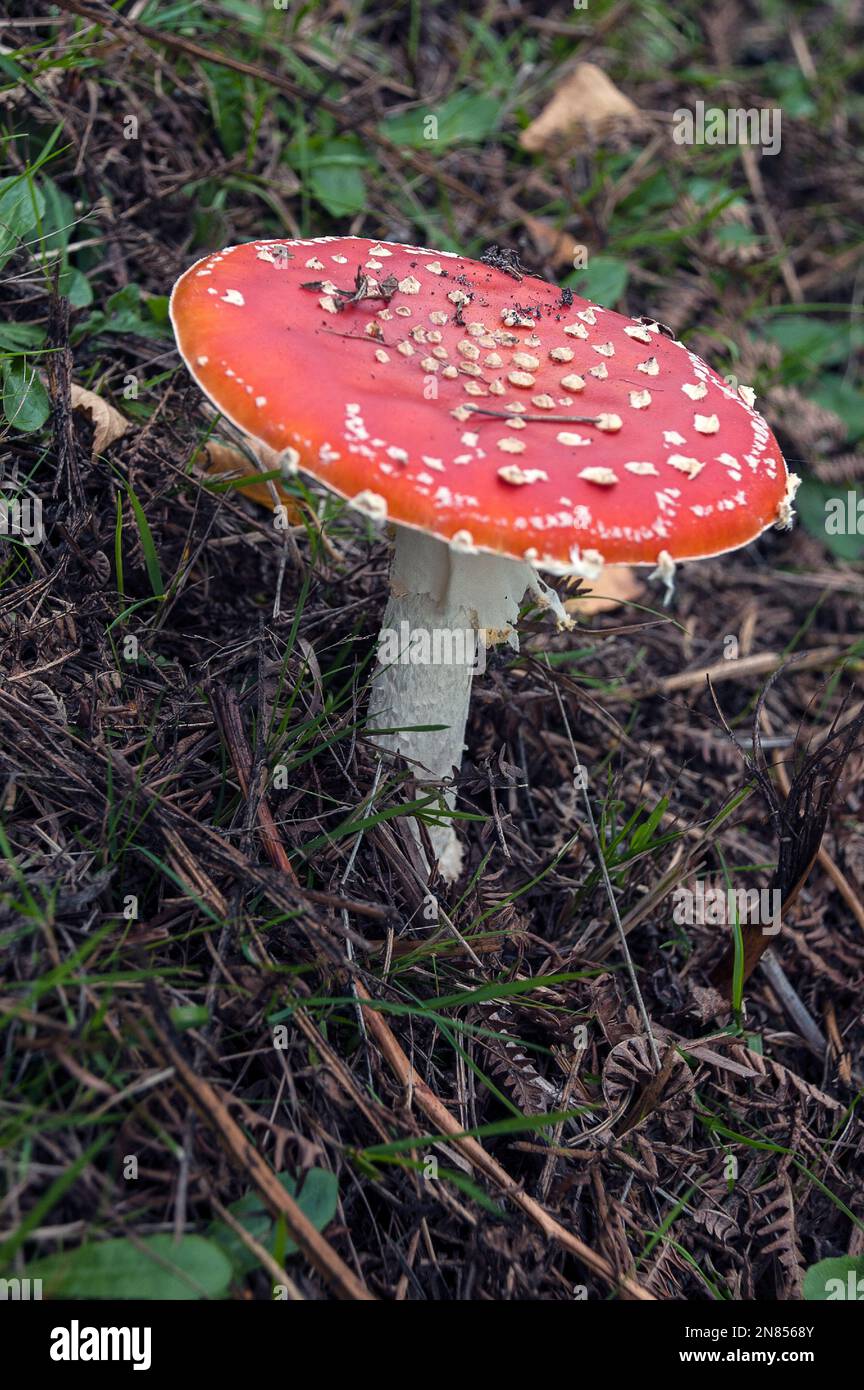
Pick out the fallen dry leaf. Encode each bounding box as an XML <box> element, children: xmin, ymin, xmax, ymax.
<box><xmin>519</xmin><ymin>62</ymin><xmax>640</xmax><ymax>154</ymax></box>
<box><xmin>199</xmin><ymin>441</ymin><xmax>303</xmax><ymax>521</ymax></box>
<box><xmin>566</xmin><ymin>565</ymin><xmax>643</xmax><ymax>617</ymax></box>
<box><xmin>70</xmin><ymin>384</ymin><xmax>130</xmax><ymax>458</ymax></box>
<box><xmin>521</xmin><ymin>213</ymin><xmax>588</xmax><ymax>272</ymax></box>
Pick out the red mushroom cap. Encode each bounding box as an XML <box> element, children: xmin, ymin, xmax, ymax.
<box><xmin>170</xmin><ymin>236</ymin><xmax>794</xmax><ymax>572</ymax></box>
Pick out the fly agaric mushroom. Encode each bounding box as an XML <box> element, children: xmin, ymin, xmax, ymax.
<box><xmin>170</xmin><ymin>235</ymin><xmax>798</xmax><ymax>880</ymax></box>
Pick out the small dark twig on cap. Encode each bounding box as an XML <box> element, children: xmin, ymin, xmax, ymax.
<box><xmin>463</xmin><ymin>405</ymin><xmax>602</xmax><ymax>425</ymax></box>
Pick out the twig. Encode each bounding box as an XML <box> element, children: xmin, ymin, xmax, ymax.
<box><xmin>354</xmin><ymin>980</ymin><xmax>654</xmax><ymax>1300</ymax></box>
<box><xmin>139</xmin><ymin>1011</ymin><xmax>376</xmax><ymax>1300</ymax></box>
<box><xmin>739</xmin><ymin>144</ymin><xmax>804</xmax><ymax>303</ymax></box>
<box><xmin>759</xmin><ymin>952</ymin><xmax>827</xmax><ymax>1057</ymax></box>
<box><xmin>211</xmin><ymin>685</ymin><xmax>298</xmax><ymax>883</ymax></box>
<box><xmin>608</xmin><ymin>644</ymin><xmax>860</xmax><ymax>702</ymax></box>
<box><xmin>464</xmin><ymin>405</ymin><xmax>601</xmax><ymax>424</ymax></box>
<box><xmin>339</xmin><ymin>759</ymin><xmax>384</xmax><ymax>1043</ymax></box>
<box><xmin>823</xmin><ymin>1000</ymin><xmax>853</xmax><ymax>1086</ymax></box>
<box><xmin>208</xmin><ymin>1190</ymin><xmax>306</xmax><ymax>1301</ymax></box>
<box><xmin>546</xmin><ymin>659</ymin><xmax>662</xmax><ymax>1070</ymax></box>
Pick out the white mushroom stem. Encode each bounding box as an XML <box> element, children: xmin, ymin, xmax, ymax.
<box><xmin>369</xmin><ymin>526</ymin><xmax>568</xmax><ymax>882</ymax></box>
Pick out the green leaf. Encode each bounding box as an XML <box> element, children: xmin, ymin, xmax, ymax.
<box><xmin>686</xmin><ymin>177</ymin><xmax>736</xmax><ymax>207</ymax></box>
<box><xmin>767</xmin><ymin>66</ymin><xmax>818</xmax><ymax>120</ymax></box>
<box><xmin>795</xmin><ymin>478</ymin><xmax>864</xmax><ymax>561</ymax></box>
<box><xmin>803</xmin><ymin>1255</ymin><xmax>864</xmax><ymax>1301</ymax></box>
<box><xmin>630</xmin><ymin>796</ymin><xmax>670</xmax><ymax>855</ymax></box>
<box><xmin>170</xmin><ymin>1004</ymin><xmax>209</xmax><ymax>1029</ymax></box>
<box><xmin>762</xmin><ymin>315</ymin><xmax>861</xmax><ymax>376</ymax></box>
<box><xmin>0</xmin><ymin>53</ymin><xmax>26</xmax><ymax>85</ymax></box>
<box><xmin>126</xmin><ymin>483</ymin><xmax>165</xmax><ymax>598</ymax></box>
<box><xmin>713</xmin><ymin>223</ymin><xmax>760</xmax><ymax>249</ymax></box>
<box><xmin>309</xmin><ymin>163</ymin><xmax>366</xmax><ymax>217</ymax></box>
<box><xmin>763</xmin><ymin>315</ymin><xmax>835</xmax><ymax>360</ymax></box>
<box><xmin>382</xmin><ymin>92</ymin><xmax>500</xmax><ymax>148</ymax></box>
<box><xmin>59</xmin><ymin>265</ymin><xmax>93</xmax><ymax>308</ymax></box>
<box><xmin>218</xmin><ymin>0</ymin><xmax>269</xmax><ymax>29</ymax></box>
<box><xmin>203</xmin><ymin>62</ymin><xmax>248</xmax><ymax>156</ymax></box>
<box><xmin>24</xmin><ymin>1235</ymin><xmax>233</xmax><ymax>1300</ymax></box>
<box><xmin>79</xmin><ymin>284</ymin><xmax>171</xmax><ymax>342</ymax></box>
<box><xmin>812</xmin><ymin>377</ymin><xmax>864</xmax><ymax>442</ymax></box>
<box><xmin>209</xmin><ymin>1169</ymin><xmax>339</xmax><ymax>1276</ymax></box>
<box><xmin>146</xmin><ymin>294</ymin><xmax>170</xmax><ymax>324</ymax></box>
<box><xmin>307</xmin><ymin>140</ymin><xmax>367</xmax><ymax>217</ymax></box>
<box><xmin>1</xmin><ymin>358</ymin><xmax>50</xmax><ymax>432</ymax></box>
<box><xmin>0</xmin><ymin>174</ymin><xmax>45</xmax><ymax>268</ymax></box>
<box><xmin>38</xmin><ymin>176</ymin><xmax>74</xmax><ymax>256</ymax></box>
<box><xmin>0</xmin><ymin>322</ymin><xmax>47</xmax><ymax>352</ymax></box>
<box><xmin>618</xmin><ymin>169</ymin><xmax>677</xmax><ymax>217</ymax></box>
<box><xmin>565</xmin><ymin>254</ymin><xmax>630</xmax><ymax>308</ymax></box>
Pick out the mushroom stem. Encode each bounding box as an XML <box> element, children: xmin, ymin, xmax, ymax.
<box><xmin>369</xmin><ymin>526</ymin><xmax>566</xmax><ymax>882</ymax></box>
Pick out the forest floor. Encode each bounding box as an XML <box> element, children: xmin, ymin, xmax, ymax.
<box><xmin>1</xmin><ymin>0</ymin><xmax>863</xmax><ymax>1301</ymax></box>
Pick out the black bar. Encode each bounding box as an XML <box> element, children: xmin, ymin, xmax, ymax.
<box><xmin>2</xmin><ymin>1295</ymin><xmax>854</xmax><ymax>1375</ymax></box>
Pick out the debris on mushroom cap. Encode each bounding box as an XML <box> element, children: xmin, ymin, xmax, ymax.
<box><xmin>170</xmin><ymin>235</ymin><xmax>796</xmax><ymax>573</ymax></box>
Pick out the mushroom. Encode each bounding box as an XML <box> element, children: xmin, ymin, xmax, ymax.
<box><xmin>170</xmin><ymin>236</ymin><xmax>798</xmax><ymax>880</ymax></box>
